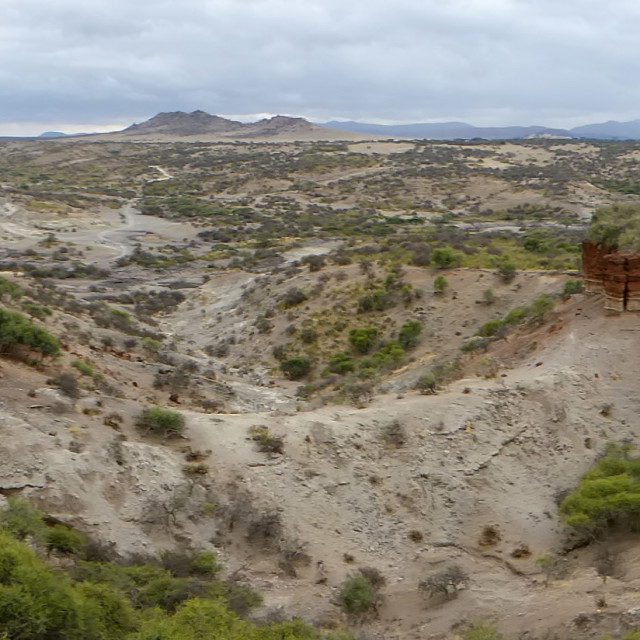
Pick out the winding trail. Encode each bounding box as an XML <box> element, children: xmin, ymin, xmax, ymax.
<box><xmin>148</xmin><ymin>165</ymin><xmax>173</xmax><ymax>182</ymax></box>
<box><xmin>97</xmin><ymin>202</ymin><xmax>137</xmax><ymax>259</ymax></box>
<box><xmin>95</xmin><ymin>167</ymin><xmax>173</xmax><ymax>259</ymax></box>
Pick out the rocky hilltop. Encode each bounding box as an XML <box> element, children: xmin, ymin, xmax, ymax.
<box><xmin>124</xmin><ymin>110</ymin><xmax>245</xmax><ymax>136</ymax></box>
<box><xmin>583</xmin><ymin>203</ymin><xmax>640</xmax><ymax>311</ymax></box>
<box><xmin>118</xmin><ymin>110</ymin><xmax>360</xmax><ymax>141</ymax></box>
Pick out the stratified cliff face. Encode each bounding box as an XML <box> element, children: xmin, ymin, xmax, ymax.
<box><xmin>627</xmin><ymin>253</ymin><xmax>640</xmax><ymax>311</ymax></box>
<box><xmin>583</xmin><ymin>240</ymin><xmax>640</xmax><ymax>311</ymax></box>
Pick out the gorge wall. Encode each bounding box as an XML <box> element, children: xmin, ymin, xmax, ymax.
<box><xmin>583</xmin><ymin>240</ymin><xmax>640</xmax><ymax>311</ymax></box>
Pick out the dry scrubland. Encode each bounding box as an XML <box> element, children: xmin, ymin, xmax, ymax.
<box><xmin>1</xmin><ymin>136</ymin><xmax>640</xmax><ymax>639</ymax></box>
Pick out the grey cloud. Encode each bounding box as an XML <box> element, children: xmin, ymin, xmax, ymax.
<box><xmin>2</xmin><ymin>0</ymin><xmax>640</xmax><ymax>128</ymax></box>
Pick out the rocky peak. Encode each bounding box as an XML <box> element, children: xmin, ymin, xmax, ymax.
<box><xmin>123</xmin><ymin>110</ymin><xmax>244</xmax><ymax>135</ymax></box>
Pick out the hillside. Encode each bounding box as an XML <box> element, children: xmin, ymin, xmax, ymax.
<box><xmin>0</xmin><ymin>136</ymin><xmax>639</xmax><ymax>639</ymax></box>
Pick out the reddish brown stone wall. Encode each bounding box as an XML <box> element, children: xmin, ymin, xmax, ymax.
<box><xmin>627</xmin><ymin>254</ymin><xmax>640</xmax><ymax>311</ymax></box>
<box><xmin>582</xmin><ymin>240</ymin><xmax>610</xmax><ymax>294</ymax></box>
<box><xmin>582</xmin><ymin>240</ymin><xmax>640</xmax><ymax>311</ymax></box>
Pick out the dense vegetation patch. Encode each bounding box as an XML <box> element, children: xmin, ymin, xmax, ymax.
<box><xmin>587</xmin><ymin>203</ymin><xmax>640</xmax><ymax>250</ymax></box>
<box><xmin>0</xmin><ymin>499</ymin><xmax>351</xmax><ymax>640</ymax></box>
<box><xmin>0</xmin><ymin>306</ymin><xmax>60</xmax><ymax>357</ymax></box>
<box><xmin>560</xmin><ymin>443</ymin><xmax>640</xmax><ymax>535</ymax></box>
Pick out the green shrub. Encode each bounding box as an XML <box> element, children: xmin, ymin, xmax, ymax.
<box><xmin>225</xmin><ymin>582</ymin><xmax>263</xmax><ymax>617</ymax></box>
<box><xmin>529</xmin><ymin>294</ymin><xmax>554</xmax><ymax>319</ymax></box>
<box><xmin>21</xmin><ymin>301</ymin><xmax>52</xmax><ymax>321</ymax></box>
<box><xmin>370</xmin><ymin>340</ymin><xmax>405</xmax><ymax>370</ymax></box>
<box><xmin>299</xmin><ymin>327</ymin><xmax>317</xmax><ymax>343</ymax></box>
<box><xmin>461</xmin><ymin>336</ymin><xmax>488</xmax><ymax>353</ymax></box>
<box><xmin>0</xmin><ymin>497</ymin><xmax>46</xmax><ymax>541</ymax></box>
<box><xmin>476</xmin><ymin>318</ymin><xmax>505</xmax><ymax>338</ymax></box>
<box><xmin>560</xmin><ymin>443</ymin><xmax>640</xmax><ymax>535</ymax></box>
<box><xmin>433</xmin><ymin>274</ymin><xmax>448</xmax><ymax>293</ymax></box>
<box><xmin>522</xmin><ymin>232</ymin><xmax>549</xmax><ymax>253</ymax></box>
<box><xmin>328</xmin><ymin>351</ymin><xmax>355</xmax><ymax>374</ymax></box>
<box><xmin>0</xmin><ymin>276</ymin><xmax>23</xmax><ymax>300</ymax></box>
<box><xmin>496</xmin><ymin>258</ymin><xmax>517</xmax><ymax>282</ymax></box>
<box><xmin>482</xmin><ymin>288</ymin><xmax>495</xmax><ymax>304</ymax></box>
<box><xmin>280</xmin><ymin>287</ymin><xmax>307</xmax><ymax>308</ymax></box>
<box><xmin>504</xmin><ymin>306</ymin><xmax>525</xmax><ymax>325</ymax></box>
<box><xmin>348</xmin><ymin>327</ymin><xmax>378</xmax><ymax>353</ymax></box>
<box><xmin>188</xmin><ymin>551</ymin><xmax>220</xmax><ymax>577</ymax></box>
<box><xmin>338</xmin><ymin>573</ymin><xmax>376</xmax><ymax>614</ymax></box>
<box><xmin>398</xmin><ymin>319</ymin><xmax>423</xmax><ymax>349</ymax></box>
<box><xmin>249</xmin><ymin>426</ymin><xmax>284</xmax><ymax>454</ymax></box>
<box><xmin>72</xmin><ymin>359</ymin><xmax>97</xmax><ymax>377</ymax></box>
<box><xmin>357</xmin><ymin>289</ymin><xmax>391</xmax><ymax>313</ymax></box>
<box><xmin>280</xmin><ymin>356</ymin><xmax>311</xmax><ymax>379</ymax></box>
<box><xmin>253</xmin><ymin>315</ymin><xmax>272</xmax><ymax>334</ymax></box>
<box><xmin>463</xmin><ymin>622</ymin><xmax>504</xmax><ymax>640</ymax></box>
<box><xmin>136</xmin><ymin>406</ymin><xmax>186</xmax><ymax>438</ymax></box>
<box><xmin>430</xmin><ymin>247</ymin><xmax>463</xmax><ymax>269</ymax></box>
<box><xmin>0</xmin><ymin>307</ymin><xmax>60</xmax><ymax>357</ymax></box>
<box><xmin>142</xmin><ymin>337</ymin><xmax>162</xmax><ymax>352</ymax></box>
<box><xmin>564</xmin><ymin>279</ymin><xmax>584</xmax><ymax>295</ymax></box>
<box><xmin>46</xmin><ymin>524</ymin><xmax>85</xmax><ymax>556</ymax></box>
<box><xmin>416</xmin><ymin>372</ymin><xmax>437</xmax><ymax>394</ymax></box>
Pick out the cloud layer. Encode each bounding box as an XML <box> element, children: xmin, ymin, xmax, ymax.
<box><xmin>3</xmin><ymin>0</ymin><xmax>640</xmax><ymax>131</ymax></box>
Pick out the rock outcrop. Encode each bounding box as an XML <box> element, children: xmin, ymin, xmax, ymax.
<box><xmin>122</xmin><ymin>111</ymin><xmax>329</xmax><ymax>139</ymax></box>
<box><xmin>582</xmin><ymin>240</ymin><xmax>640</xmax><ymax>311</ymax></box>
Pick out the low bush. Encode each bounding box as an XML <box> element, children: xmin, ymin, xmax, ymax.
<box><xmin>0</xmin><ymin>497</ymin><xmax>46</xmax><ymax>541</ymax></box>
<box><xmin>419</xmin><ymin>565</ymin><xmax>469</xmax><ymax>600</ymax></box>
<box><xmin>398</xmin><ymin>319</ymin><xmax>423</xmax><ymax>349</ymax></box>
<box><xmin>476</xmin><ymin>318</ymin><xmax>505</xmax><ymax>338</ymax></box>
<box><xmin>136</xmin><ymin>406</ymin><xmax>186</xmax><ymax>438</ymax></box>
<box><xmin>560</xmin><ymin>443</ymin><xmax>640</xmax><ymax>535</ymax></box>
<box><xmin>21</xmin><ymin>301</ymin><xmax>52</xmax><ymax>321</ymax></box>
<box><xmin>416</xmin><ymin>372</ymin><xmax>437</xmax><ymax>394</ymax></box>
<box><xmin>433</xmin><ymin>274</ymin><xmax>448</xmax><ymax>293</ymax></box>
<box><xmin>338</xmin><ymin>573</ymin><xmax>376</xmax><ymax>615</ymax></box>
<box><xmin>463</xmin><ymin>622</ymin><xmax>503</xmax><ymax>640</ymax></box>
<box><xmin>357</xmin><ymin>289</ymin><xmax>391</xmax><ymax>312</ymax></box>
<box><xmin>348</xmin><ymin>327</ymin><xmax>378</xmax><ymax>353</ymax></box>
<box><xmin>299</xmin><ymin>327</ymin><xmax>318</xmax><ymax>343</ymax></box>
<box><xmin>72</xmin><ymin>359</ymin><xmax>99</xmax><ymax>378</ymax></box>
<box><xmin>0</xmin><ymin>275</ymin><xmax>23</xmax><ymax>299</ymax></box>
<box><xmin>328</xmin><ymin>351</ymin><xmax>355</xmax><ymax>374</ymax></box>
<box><xmin>279</xmin><ymin>287</ymin><xmax>307</xmax><ymax>308</ymax></box>
<box><xmin>496</xmin><ymin>258</ymin><xmax>517</xmax><ymax>282</ymax></box>
<box><xmin>482</xmin><ymin>288</ymin><xmax>495</xmax><ymax>304</ymax></box>
<box><xmin>280</xmin><ymin>356</ymin><xmax>311</xmax><ymax>380</ymax></box>
<box><xmin>430</xmin><ymin>247</ymin><xmax>463</xmax><ymax>269</ymax></box>
<box><xmin>528</xmin><ymin>293</ymin><xmax>554</xmax><ymax>320</ymax></box>
<box><xmin>564</xmin><ymin>279</ymin><xmax>584</xmax><ymax>295</ymax></box>
<box><xmin>249</xmin><ymin>426</ymin><xmax>284</xmax><ymax>455</ymax></box>
<box><xmin>369</xmin><ymin>340</ymin><xmax>405</xmax><ymax>370</ymax></box>
<box><xmin>0</xmin><ymin>306</ymin><xmax>60</xmax><ymax>357</ymax></box>
<box><xmin>53</xmin><ymin>372</ymin><xmax>81</xmax><ymax>398</ymax></box>
<box><xmin>46</xmin><ymin>524</ymin><xmax>85</xmax><ymax>556</ymax></box>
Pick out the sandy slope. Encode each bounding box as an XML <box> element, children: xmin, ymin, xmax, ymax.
<box><xmin>169</xmin><ymin>294</ymin><xmax>640</xmax><ymax>638</ymax></box>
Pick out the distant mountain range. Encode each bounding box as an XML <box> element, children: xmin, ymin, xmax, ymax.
<box><xmin>33</xmin><ymin>112</ymin><xmax>640</xmax><ymax>141</ymax></box>
<box><xmin>319</xmin><ymin>119</ymin><xmax>640</xmax><ymax>141</ymax></box>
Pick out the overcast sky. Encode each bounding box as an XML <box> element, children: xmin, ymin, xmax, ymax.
<box><xmin>3</xmin><ymin>0</ymin><xmax>640</xmax><ymax>135</ymax></box>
